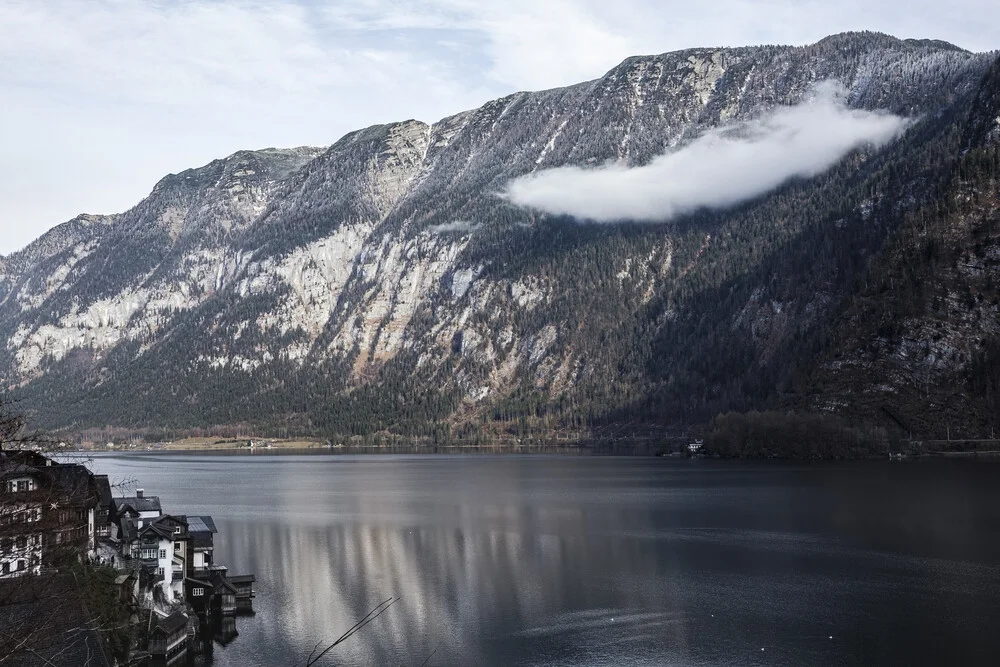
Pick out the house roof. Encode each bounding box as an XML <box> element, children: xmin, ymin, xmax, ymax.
<box><xmin>0</xmin><ymin>450</ymin><xmax>49</xmax><ymax>470</ymax></box>
<box><xmin>46</xmin><ymin>463</ymin><xmax>98</xmax><ymax>504</ymax></box>
<box><xmin>209</xmin><ymin>571</ymin><xmax>238</xmax><ymax>594</ymax></box>
<box><xmin>187</xmin><ymin>515</ymin><xmax>217</xmax><ymax>533</ymax></box>
<box><xmin>227</xmin><ymin>574</ymin><xmax>255</xmax><ymax>584</ymax></box>
<box><xmin>152</xmin><ymin>611</ymin><xmax>188</xmax><ymax>636</ymax></box>
<box><xmin>143</xmin><ymin>514</ymin><xmax>188</xmax><ymax>537</ymax></box>
<box><xmin>154</xmin><ymin>514</ymin><xmax>188</xmax><ymax>531</ymax></box>
<box><xmin>139</xmin><ymin>522</ymin><xmax>174</xmax><ymax>542</ymax></box>
<box><xmin>0</xmin><ymin>462</ymin><xmax>40</xmax><ymax>479</ymax></box>
<box><xmin>188</xmin><ymin>515</ymin><xmax>216</xmax><ymax>550</ymax></box>
<box><xmin>113</xmin><ymin>495</ymin><xmax>162</xmax><ymax>514</ymax></box>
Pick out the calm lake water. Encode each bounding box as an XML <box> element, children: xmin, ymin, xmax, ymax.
<box><xmin>88</xmin><ymin>454</ymin><xmax>1000</xmax><ymax>666</ymax></box>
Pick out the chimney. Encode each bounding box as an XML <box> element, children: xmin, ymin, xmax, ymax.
<box><xmin>137</xmin><ymin>489</ymin><xmax>144</xmax><ymax>499</ymax></box>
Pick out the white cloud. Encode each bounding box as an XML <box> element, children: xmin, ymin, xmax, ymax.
<box><xmin>426</xmin><ymin>220</ymin><xmax>480</xmax><ymax>234</ymax></box>
<box><xmin>505</xmin><ymin>83</ymin><xmax>910</xmax><ymax>222</ymax></box>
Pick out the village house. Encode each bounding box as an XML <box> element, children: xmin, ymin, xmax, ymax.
<box><xmin>0</xmin><ymin>451</ymin><xmax>103</xmax><ymax>577</ymax></box>
<box><xmin>184</xmin><ymin>570</ymin><xmax>237</xmax><ymax>616</ymax></box>
<box><xmin>186</xmin><ymin>515</ymin><xmax>217</xmax><ymax>577</ymax></box>
<box><xmin>111</xmin><ymin>489</ymin><xmax>163</xmax><ymax>561</ymax></box>
<box><xmin>0</xmin><ymin>458</ymin><xmax>43</xmax><ymax>578</ymax></box>
<box><xmin>110</xmin><ymin>488</ymin><xmax>162</xmax><ymax>533</ymax></box>
<box><xmin>1</xmin><ymin>451</ymin><xmax>254</xmax><ymax>663</ymax></box>
<box><xmin>136</xmin><ymin>517</ymin><xmax>185</xmax><ymax>601</ymax></box>
<box><xmin>45</xmin><ymin>462</ymin><xmax>101</xmax><ymax>556</ymax></box>
<box><xmin>181</xmin><ymin>518</ymin><xmax>254</xmax><ymax>616</ymax></box>
<box><xmin>93</xmin><ymin>474</ymin><xmax>112</xmax><ymax>538</ymax></box>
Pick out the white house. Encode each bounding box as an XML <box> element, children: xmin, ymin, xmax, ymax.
<box><xmin>137</xmin><ymin>515</ymin><xmax>190</xmax><ymax>601</ymax></box>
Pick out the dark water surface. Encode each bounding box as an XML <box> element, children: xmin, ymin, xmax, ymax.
<box><xmin>88</xmin><ymin>454</ymin><xmax>1000</xmax><ymax>666</ymax></box>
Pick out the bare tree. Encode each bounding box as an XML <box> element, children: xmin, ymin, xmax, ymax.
<box><xmin>302</xmin><ymin>597</ymin><xmax>399</xmax><ymax>667</ymax></box>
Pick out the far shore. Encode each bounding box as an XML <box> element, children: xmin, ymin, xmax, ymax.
<box><xmin>69</xmin><ymin>436</ymin><xmax>668</xmax><ymax>456</ymax></box>
<box><xmin>60</xmin><ymin>436</ymin><xmax>1000</xmax><ymax>460</ymax></box>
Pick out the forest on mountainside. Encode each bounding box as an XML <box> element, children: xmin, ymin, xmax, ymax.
<box><xmin>2</xmin><ymin>35</ymin><xmax>1000</xmax><ymax>457</ymax></box>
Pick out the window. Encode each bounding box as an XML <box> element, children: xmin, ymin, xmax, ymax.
<box><xmin>15</xmin><ymin>536</ymin><xmax>25</xmax><ymax>550</ymax></box>
<box><xmin>1</xmin><ymin>562</ymin><xmax>8</xmax><ymax>574</ymax></box>
<box><xmin>159</xmin><ymin>549</ymin><xmax>166</xmax><ymax>559</ymax></box>
<box><xmin>16</xmin><ymin>560</ymin><xmax>25</xmax><ymax>571</ymax></box>
<box><xmin>157</xmin><ymin>567</ymin><xmax>164</xmax><ymax>576</ymax></box>
<box><xmin>192</xmin><ymin>587</ymin><xmax>204</xmax><ymax>596</ymax></box>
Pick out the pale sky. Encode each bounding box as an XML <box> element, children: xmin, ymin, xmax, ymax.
<box><xmin>2</xmin><ymin>0</ymin><xmax>998</xmax><ymax>255</ymax></box>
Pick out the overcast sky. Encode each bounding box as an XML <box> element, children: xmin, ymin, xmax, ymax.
<box><xmin>2</xmin><ymin>0</ymin><xmax>998</xmax><ymax>255</ymax></box>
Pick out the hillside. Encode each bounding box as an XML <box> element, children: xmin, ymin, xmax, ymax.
<box><xmin>2</xmin><ymin>32</ymin><xmax>999</xmax><ymax>445</ymax></box>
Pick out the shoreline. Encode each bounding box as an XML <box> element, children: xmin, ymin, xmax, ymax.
<box><xmin>69</xmin><ymin>444</ymin><xmax>1000</xmax><ymax>461</ymax></box>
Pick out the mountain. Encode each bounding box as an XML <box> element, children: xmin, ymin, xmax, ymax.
<box><xmin>3</xmin><ymin>32</ymin><xmax>999</xmax><ymax>447</ymax></box>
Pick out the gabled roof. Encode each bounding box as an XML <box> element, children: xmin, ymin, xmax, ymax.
<box><xmin>139</xmin><ymin>522</ymin><xmax>174</xmax><ymax>542</ymax></box>
<box><xmin>151</xmin><ymin>611</ymin><xmax>188</xmax><ymax>636</ymax></box>
<box><xmin>209</xmin><ymin>571</ymin><xmax>238</xmax><ymax>594</ymax></box>
<box><xmin>113</xmin><ymin>495</ymin><xmax>162</xmax><ymax>514</ymax></box>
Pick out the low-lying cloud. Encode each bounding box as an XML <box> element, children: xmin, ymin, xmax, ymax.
<box><xmin>505</xmin><ymin>83</ymin><xmax>909</xmax><ymax>222</ymax></box>
<box><xmin>427</xmin><ymin>220</ymin><xmax>481</xmax><ymax>234</ymax></box>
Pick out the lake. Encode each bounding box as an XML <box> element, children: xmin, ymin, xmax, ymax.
<box><xmin>88</xmin><ymin>454</ymin><xmax>1000</xmax><ymax>666</ymax></box>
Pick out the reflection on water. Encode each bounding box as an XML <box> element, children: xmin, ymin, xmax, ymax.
<box><xmin>90</xmin><ymin>455</ymin><xmax>1000</xmax><ymax>666</ymax></box>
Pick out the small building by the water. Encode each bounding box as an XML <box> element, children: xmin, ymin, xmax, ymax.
<box><xmin>148</xmin><ymin>610</ymin><xmax>189</xmax><ymax>659</ymax></box>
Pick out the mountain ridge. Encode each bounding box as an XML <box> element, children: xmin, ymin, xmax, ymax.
<box><xmin>3</xmin><ymin>32</ymin><xmax>999</xmax><ymax>447</ymax></box>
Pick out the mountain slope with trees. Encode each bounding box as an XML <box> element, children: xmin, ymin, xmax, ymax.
<box><xmin>2</xmin><ymin>33</ymin><xmax>999</xmax><ymax>448</ymax></box>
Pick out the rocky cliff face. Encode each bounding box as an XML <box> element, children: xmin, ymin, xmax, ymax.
<box><xmin>3</xmin><ymin>32</ymin><xmax>999</xmax><ymax>438</ymax></box>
